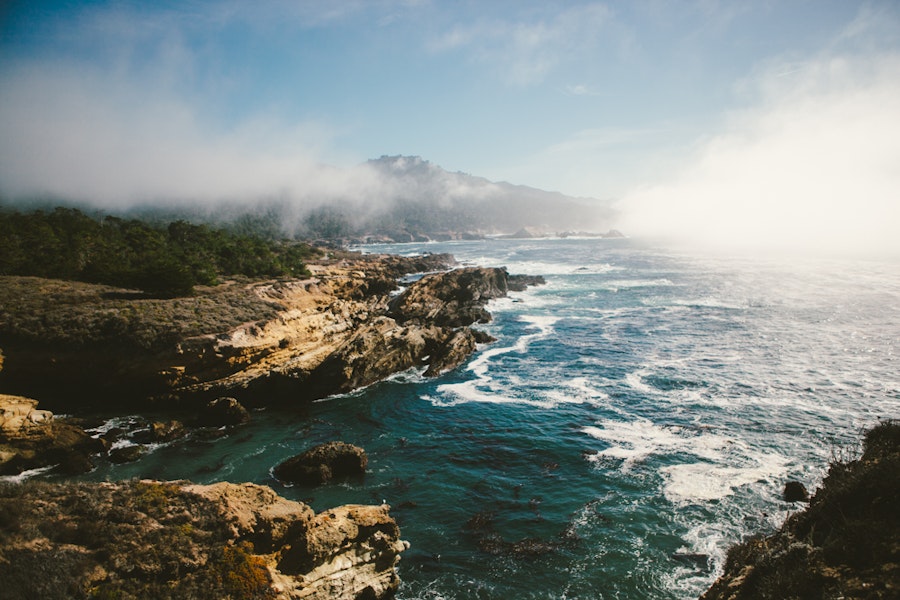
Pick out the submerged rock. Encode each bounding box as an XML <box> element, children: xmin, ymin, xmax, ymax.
<box><xmin>274</xmin><ymin>441</ymin><xmax>368</xmax><ymax>486</ymax></box>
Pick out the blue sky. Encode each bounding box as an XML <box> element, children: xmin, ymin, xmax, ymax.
<box><xmin>2</xmin><ymin>1</ymin><xmax>899</xmax><ymax>252</ymax></box>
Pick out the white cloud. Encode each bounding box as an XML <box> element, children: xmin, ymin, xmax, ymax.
<box><xmin>0</xmin><ymin>62</ymin><xmax>377</xmax><ymax>207</ymax></box>
<box><xmin>618</xmin><ymin>52</ymin><xmax>900</xmax><ymax>257</ymax></box>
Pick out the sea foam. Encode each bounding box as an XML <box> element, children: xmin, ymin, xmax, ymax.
<box><xmin>583</xmin><ymin>418</ymin><xmax>788</xmax><ymax>503</ymax></box>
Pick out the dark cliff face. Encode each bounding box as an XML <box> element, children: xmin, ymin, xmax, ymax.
<box><xmin>701</xmin><ymin>422</ymin><xmax>900</xmax><ymax>600</ymax></box>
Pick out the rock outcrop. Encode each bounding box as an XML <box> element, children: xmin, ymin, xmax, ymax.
<box><xmin>389</xmin><ymin>266</ymin><xmax>511</xmax><ymax>327</ymax></box>
<box><xmin>274</xmin><ymin>441</ymin><xmax>368</xmax><ymax>486</ymax></box>
<box><xmin>0</xmin><ymin>253</ymin><xmax>540</xmax><ymax>409</ymax></box>
<box><xmin>0</xmin><ymin>479</ymin><xmax>408</xmax><ymax>600</ymax></box>
<box><xmin>0</xmin><ymin>394</ymin><xmax>103</xmax><ymax>475</ymax></box>
<box><xmin>701</xmin><ymin>421</ymin><xmax>900</xmax><ymax>599</ymax></box>
<box><xmin>196</xmin><ymin>397</ymin><xmax>251</xmax><ymax>427</ymax></box>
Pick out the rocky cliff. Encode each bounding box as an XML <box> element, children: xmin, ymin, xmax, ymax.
<box><xmin>0</xmin><ymin>479</ymin><xmax>408</xmax><ymax>600</ymax></box>
<box><xmin>0</xmin><ymin>394</ymin><xmax>105</xmax><ymax>476</ymax></box>
<box><xmin>0</xmin><ymin>253</ymin><xmax>539</xmax><ymax>410</ymax></box>
<box><xmin>701</xmin><ymin>421</ymin><xmax>899</xmax><ymax>599</ymax></box>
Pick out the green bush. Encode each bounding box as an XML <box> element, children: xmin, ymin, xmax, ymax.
<box><xmin>0</xmin><ymin>207</ymin><xmax>319</xmax><ymax>297</ymax></box>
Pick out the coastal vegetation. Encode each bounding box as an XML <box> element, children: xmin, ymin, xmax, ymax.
<box><xmin>702</xmin><ymin>420</ymin><xmax>900</xmax><ymax>599</ymax></box>
<box><xmin>0</xmin><ymin>206</ymin><xmax>319</xmax><ymax>297</ymax></box>
<box><xmin>0</xmin><ymin>480</ymin><xmax>275</xmax><ymax>599</ymax></box>
<box><xmin>0</xmin><ymin>478</ymin><xmax>410</xmax><ymax>599</ymax></box>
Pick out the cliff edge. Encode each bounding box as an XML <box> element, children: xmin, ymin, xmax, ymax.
<box><xmin>701</xmin><ymin>421</ymin><xmax>899</xmax><ymax>599</ymax></box>
<box><xmin>0</xmin><ymin>479</ymin><xmax>408</xmax><ymax>600</ymax></box>
<box><xmin>0</xmin><ymin>253</ymin><xmax>541</xmax><ymax>409</ymax></box>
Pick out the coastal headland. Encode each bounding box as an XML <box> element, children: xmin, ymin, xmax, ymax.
<box><xmin>0</xmin><ymin>251</ymin><xmax>542</xmax><ymax>411</ymax></box>
<box><xmin>0</xmin><ymin>248</ymin><xmax>543</xmax><ymax>599</ymax></box>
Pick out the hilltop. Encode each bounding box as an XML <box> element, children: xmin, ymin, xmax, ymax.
<box><xmin>2</xmin><ymin>156</ymin><xmax>617</xmax><ymax>243</ymax></box>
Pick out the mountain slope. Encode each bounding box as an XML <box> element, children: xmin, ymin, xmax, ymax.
<box><xmin>2</xmin><ymin>156</ymin><xmax>617</xmax><ymax>242</ymax></box>
<box><xmin>361</xmin><ymin>155</ymin><xmax>615</xmax><ymax>236</ymax></box>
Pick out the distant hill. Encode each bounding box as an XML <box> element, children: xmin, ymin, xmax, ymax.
<box><xmin>1</xmin><ymin>156</ymin><xmax>617</xmax><ymax>243</ymax></box>
<box><xmin>357</xmin><ymin>155</ymin><xmax>616</xmax><ymax>240</ymax></box>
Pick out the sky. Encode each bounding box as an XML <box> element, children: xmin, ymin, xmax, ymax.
<box><xmin>1</xmin><ymin>1</ymin><xmax>899</xmax><ymax>254</ymax></box>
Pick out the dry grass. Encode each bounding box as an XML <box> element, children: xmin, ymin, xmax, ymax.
<box><xmin>0</xmin><ymin>276</ymin><xmax>281</xmax><ymax>351</ymax></box>
<box><xmin>0</xmin><ymin>480</ymin><xmax>275</xmax><ymax>600</ymax></box>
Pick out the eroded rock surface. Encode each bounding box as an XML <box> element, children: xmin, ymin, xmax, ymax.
<box><xmin>0</xmin><ymin>254</ymin><xmax>541</xmax><ymax>409</ymax></box>
<box><xmin>0</xmin><ymin>479</ymin><xmax>408</xmax><ymax>600</ymax></box>
<box><xmin>274</xmin><ymin>441</ymin><xmax>368</xmax><ymax>486</ymax></box>
<box><xmin>0</xmin><ymin>394</ymin><xmax>103</xmax><ymax>475</ymax></box>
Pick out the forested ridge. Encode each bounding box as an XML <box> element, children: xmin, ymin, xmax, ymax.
<box><xmin>0</xmin><ymin>207</ymin><xmax>319</xmax><ymax>297</ymax></box>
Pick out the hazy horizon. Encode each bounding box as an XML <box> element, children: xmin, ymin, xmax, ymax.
<box><xmin>2</xmin><ymin>1</ymin><xmax>899</xmax><ymax>255</ymax></box>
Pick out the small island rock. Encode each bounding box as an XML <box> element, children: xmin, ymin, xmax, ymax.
<box><xmin>274</xmin><ymin>441</ymin><xmax>368</xmax><ymax>486</ymax></box>
<box><xmin>783</xmin><ymin>480</ymin><xmax>809</xmax><ymax>502</ymax></box>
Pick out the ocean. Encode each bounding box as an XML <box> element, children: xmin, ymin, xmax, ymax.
<box><xmin>73</xmin><ymin>237</ymin><xmax>899</xmax><ymax>599</ymax></box>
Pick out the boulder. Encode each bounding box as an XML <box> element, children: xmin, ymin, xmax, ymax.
<box><xmin>507</xmin><ymin>274</ymin><xmax>546</xmax><ymax>292</ymax></box>
<box><xmin>108</xmin><ymin>444</ymin><xmax>145</xmax><ymax>464</ymax></box>
<box><xmin>274</xmin><ymin>441</ymin><xmax>368</xmax><ymax>486</ymax></box>
<box><xmin>197</xmin><ymin>397</ymin><xmax>250</xmax><ymax>427</ymax></box>
<box><xmin>783</xmin><ymin>480</ymin><xmax>809</xmax><ymax>502</ymax></box>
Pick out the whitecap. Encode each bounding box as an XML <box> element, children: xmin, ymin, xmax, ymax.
<box><xmin>598</xmin><ymin>278</ymin><xmax>676</xmax><ymax>292</ymax></box>
<box><xmin>84</xmin><ymin>414</ymin><xmax>144</xmax><ymax>437</ymax></box>
<box><xmin>428</xmin><ymin>315</ymin><xmax>563</xmax><ymax>407</ymax></box>
<box><xmin>660</xmin><ymin>456</ymin><xmax>788</xmax><ymax>503</ymax></box>
<box><xmin>583</xmin><ymin>418</ymin><xmax>790</xmax><ymax>504</ymax></box>
<box><xmin>0</xmin><ymin>464</ymin><xmax>56</xmax><ymax>484</ymax></box>
<box><xmin>624</xmin><ymin>370</ymin><xmax>656</xmax><ymax>395</ymax></box>
<box><xmin>671</xmin><ymin>296</ymin><xmax>747</xmax><ymax>310</ymax></box>
<box><xmin>584</xmin><ymin>420</ymin><xmax>716</xmax><ymax>470</ymax></box>
<box><xmin>582</xmin><ymin>419</ymin><xmax>735</xmax><ymax>469</ymax></box>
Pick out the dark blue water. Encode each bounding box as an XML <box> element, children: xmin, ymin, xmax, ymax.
<box><xmin>52</xmin><ymin>238</ymin><xmax>900</xmax><ymax>598</ymax></box>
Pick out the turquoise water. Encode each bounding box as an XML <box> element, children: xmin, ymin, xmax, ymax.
<box><xmin>71</xmin><ymin>238</ymin><xmax>899</xmax><ymax>598</ymax></box>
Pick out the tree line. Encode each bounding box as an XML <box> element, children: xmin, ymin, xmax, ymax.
<box><xmin>0</xmin><ymin>207</ymin><xmax>318</xmax><ymax>297</ymax></box>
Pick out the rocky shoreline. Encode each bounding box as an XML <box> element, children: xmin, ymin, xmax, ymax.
<box><xmin>0</xmin><ymin>250</ymin><xmax>544</xmax><ymax>599</ymax></box>
<box><xmin>0</xmin><ymin>251</ymin><xmax>542</xmax><ymax>410</ymax></box>
<box><xmin>701</xmin><ymin>421</ymin><xmax>899</xmax><ymax>599</ymax></box>
<box><xmin>0</xmin><ymin>479</ymin><xmax>408</xmax><ymax>599</ymax></box>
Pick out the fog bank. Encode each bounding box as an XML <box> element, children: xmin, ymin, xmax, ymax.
<box><xmin>618</xmin><ymin>53</ymin><xmax>900</xmax><ymax>258</ymax></box>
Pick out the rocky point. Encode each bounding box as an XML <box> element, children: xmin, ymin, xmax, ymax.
<box><xmin>0</xmin><ymin>252</ymin><xmax>542</xmax><ymax>410</ymax></box>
